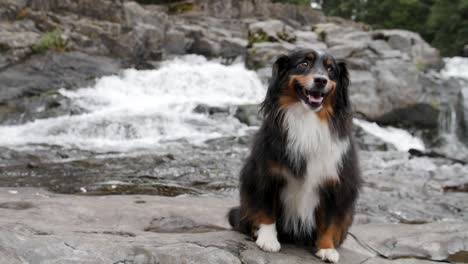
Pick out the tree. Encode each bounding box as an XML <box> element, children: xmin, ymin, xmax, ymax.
<box><xmin>427</xmin><ymin>0</ymin><xmax>468</xmax><ymax>56</ymax></box>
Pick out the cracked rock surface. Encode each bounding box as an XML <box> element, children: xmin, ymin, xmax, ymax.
<box><xmin>1</xmin><ymin>188</ymin><xmax>466</xmax><ymax>264</ymax></box>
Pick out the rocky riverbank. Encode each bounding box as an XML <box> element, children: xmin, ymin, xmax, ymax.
<box><xmin>1</xmin><ymin>0</ymin><xmax>468</xmax><ymax>263</ymax></box>
<box><xmin>1</xmin><ymin>187</ymin><xmax>467</xmax><ymax>264</ymax></box>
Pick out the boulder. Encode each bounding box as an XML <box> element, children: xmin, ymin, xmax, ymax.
<box><xmin>28</xmin><ymin>0</ymin><xmax>125</xmax><ymax>22</ymax></box>
<box><xmin>294</xmin><ymin>30</ymin><xmax>327</xmax><ymax>51</ymax></box>
<box><xmin>234</xmin><ymin>104</ymin><xmax>261</xmax><ymax>126</ymax></box>
<box><xmin>163</xmin><ymin>29</ymin><xmax>192</xmax><ymax>55</ymax></box>
<box><xmin>174</xmin><ymin>18</ymin><xmax>247</xmax><ymax>58</ymax></box>
<box><xmin>373</xmin><ymin>30</ymin><xmax>441</xmax><ymax>69</ymax></box>
<box><xmin>193</xmin><ymin>104</ymin><xmax>230</xmax><ymax>115</ymax></box>
<box><xmin>246</xmin><ymin>42</ymin><xmax>295</xmax><ymax>70</ymax></box>
<box><xmin>328</xmin><ymin>42</ymin><xmax>367</xmax><ymax>60</ymax></box>
<box><xmin>189</xmin><ymin>0</ymin><xmax>325</xmax><ymax>25</ymax></box>
<box><xmin>123</xmin><ymin>1</ymin><xmax>168</xmax><ymax>28</ymax></box>
<box><xmin>0</xmin><ymin>20</ymin><xmax>40</xmax><ymax>64</ymax></box>
<box><xmin>0</xmin><ymin>51</ymin><xmax>121</xmax><ymax>103</ymax></box>
<box><xmin>353</xmin><ymin>125</ymin><xmax>397</xmax><ymax>151</ymax></box>
<box><xmin>248</xmin><ymin>20</ymin><xmax>296</xmax><ymax>45</ymax></box>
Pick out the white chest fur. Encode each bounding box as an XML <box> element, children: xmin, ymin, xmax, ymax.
<box><xmin>280</xmin><ymin>102</ymin><xmax>349</xmax><ymax>235</ymax></box>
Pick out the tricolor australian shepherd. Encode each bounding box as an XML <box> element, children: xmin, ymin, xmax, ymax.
<box><xmin>228</xmin><ymin>49</ymin><xmax>361</xmax><ymax>263</ymax></box>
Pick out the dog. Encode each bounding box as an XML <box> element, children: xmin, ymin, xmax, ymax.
<box><xmin>228</xmin><ymin>49</ymin><xmax>361</xmax><ymax>263</ymax></box>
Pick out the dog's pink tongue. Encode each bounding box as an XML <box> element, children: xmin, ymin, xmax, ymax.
<box><xmin>308</xmin><ymin>94</ymin><xmax>323</xmax><ymax>104</ymax></box>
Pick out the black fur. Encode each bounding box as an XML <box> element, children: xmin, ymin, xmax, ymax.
<box><xmin>228</xmin><ymin>49</ymin><xmax>362</xmax><ymax>249</ymax></box>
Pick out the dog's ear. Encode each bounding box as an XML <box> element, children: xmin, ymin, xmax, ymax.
<box><xmin>335</xmin><ymin>61</ymin><xmax>350</xmax><ymax>109</ymax></box>
<box><xmin>271</xmin><ymin>54</ymin><xmax>289</xmax><ymax>81</ymax></box>
<box><xmin>260</xmin><ymin>55</ymin><xmax>289</xmax><ymax>117</ymax></box>
<box><xmin>337</xmin><ymin>61</ymin><xmax>349</xmax><ymax>90</ymax></box>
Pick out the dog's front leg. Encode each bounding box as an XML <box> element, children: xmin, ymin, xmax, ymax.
<box><xmin>314</xmin><ymin>206</ymin><xmax>349</xmax><ymax>263</ymax></box>
<box><xmin>315</xmin><ymin>221</ymin><xmax>340</xmax><ymax>263</ymax></box>
<box><xmin>253</xmin><ymin>213</ymin><xmax>281</xmax><ymax>252</ymax></box>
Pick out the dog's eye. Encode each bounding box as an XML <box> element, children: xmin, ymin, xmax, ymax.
<box><xmin>297</xmin><ymin>62</ymin><xmax>309</xmax><ymax>69</ymax></box>
<box><xmin>327</xmin><ymin>67</ymin><xmax>333</xmax><ymax>73</ymax></box>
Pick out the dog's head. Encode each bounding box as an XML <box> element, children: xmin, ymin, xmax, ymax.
<box><xmin>261</xmin><ymin>49</ymin><xmax>350</xmax><ymax>116</ymax></box>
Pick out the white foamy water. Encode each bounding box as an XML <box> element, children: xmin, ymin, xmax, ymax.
<box><xmin>353</xmin><ymin>119</ymin><xmax>425</xmax><ymax>151</ymax></box>
<box><xmin>441</xmin><ymin>57</ymin><xmax>468</xmax><ymax>80</ymax></box>
<box><xmin>0</xmin><ymin>55</ymin><xmax>265</xmax><ymax>151</ymax></box>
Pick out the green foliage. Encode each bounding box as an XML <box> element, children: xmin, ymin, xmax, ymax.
<box><xmin>427</xmin><ymin>0</ymin><xmax>468</xmax><ymax>56</ymax></box>
<box><xmin>168</xmin><ymin>2</ymin><xmax>194</xmax><ymax>13</ymax></box>
<box><xmin>322</xmin><ymin>0</ymin><xmax>468</xmax><ymax>56</ymax></box>
<box><xmin>32</xmin><ymin>29</ymin><xmax>67</xmax><ymax>53</ymax></box>
<box><xmin>248</xmin><ymin>31</ymin><xmax>272</xmax><ymax>47</ymax></box>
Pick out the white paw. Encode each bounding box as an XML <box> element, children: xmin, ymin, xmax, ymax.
<box><xmin>255</xmin><ymin>223</ymin><xmax>281</xmax><ymax>252</ymax></box>
<box><xmin>316</xmin><ymin>248</ymin><xmax>340</xmax><ymax>263</ymax></box>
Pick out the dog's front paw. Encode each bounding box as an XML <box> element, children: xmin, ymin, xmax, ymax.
<box><xmin>255</xmin><ymin>224</ymin><xmax>281</xmax><ymax>252</ymax></box>
<box><xmin>316</xmin><ymin>248</ymin><xmax>340</xmax><ymax>263</ymax></box>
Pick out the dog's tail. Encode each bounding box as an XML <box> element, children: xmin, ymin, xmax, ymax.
<box><xmin>228</xmin><ymin>206</ymin><xmax>240</xmax><ymax>230</ymax></box>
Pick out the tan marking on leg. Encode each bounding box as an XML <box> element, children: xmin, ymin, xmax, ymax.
<box><xmin>253</xmin><ymin>212</ymin><xmax>275</xmax><ymax>226</ymax></box>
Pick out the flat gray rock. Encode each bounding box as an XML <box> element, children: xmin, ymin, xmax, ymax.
<box><xmin>0</xmin><ymin>188</ymin><xmax>465</xmax><ymax>264</ymax></box>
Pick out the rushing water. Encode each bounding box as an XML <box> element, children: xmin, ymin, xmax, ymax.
<box><xmin>0</xmin><ymin>55</ymin><xmax>264</xmax><ymax>152</ymax></box>
<box><xmin>2</xmin><ymin>55</ymin><xmax>467</xmax><ymax>153</ymax></box>
<box><xmin>438</xmin><ymin>57</ymin><xmax>468</xmax><ymax>157</ymax></box>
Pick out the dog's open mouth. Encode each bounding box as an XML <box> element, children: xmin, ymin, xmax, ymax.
<box><xmin>297</xmin><ymin>87</ymin><xmax>327</xmax><ymax>108</ymax></box>
<box><xmin>306</xmin><ymin>90</ymin><xmax>324</xmax><ymax>105</ymax></box>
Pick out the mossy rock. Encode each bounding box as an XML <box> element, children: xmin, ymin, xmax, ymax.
<box><xmin>16</xmin><ymin>7</ymin><xmax>31</xmax><ymax>20</ymax></box>
<box><xmin>32</xmin><ymin>29</ymin><xmax>67</xmax><ymax>54</ymax></box>
<box><xmin>277</xmin><ymin>31</ymin><xmax>296</xmax><ymax>43</ymax></box>
<box><xmin>248</xmin><ymin>30</ymin><xmax>275</xmax><ymax>47</ymax></box>
<box><xmin>168</xmin><ymin>2</ymin><xmax>194</xmax><ymax>14</ymax></box>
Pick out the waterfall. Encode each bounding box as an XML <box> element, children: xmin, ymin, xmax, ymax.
<box><xmin>0</xmin><ymin>55</ymin><xmax>265</xmax><ymax>152</ymax></box>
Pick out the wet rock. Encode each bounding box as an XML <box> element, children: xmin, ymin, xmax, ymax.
<box><xmin>375</xmin><ymin>104</ymin><xmax>439</xmax><ymax>129</ymax></box>
<box><xmin>353</xmin><ymin>125</ymin><xmax>396</xmax><ymax>151</ymax></box>
<box><xmin>193</xmin><ymin>104</ymin><xmax>230</xmax><ymax>115</ymax></box>
<box><xmin>0</xmin><ymin>138</ymin><xmax>244</xmax><ymax>196</ymax></box>
<box><xmin>456</xmin><ymin>86</ymin><xmax>468</xmax><ymax>146</ymax></box>
<box><xmin>234</xmin><ymin>104</ymin><xmax>261</xmax><ymax>126</ymax></box>
<box><xmin>0</xmin><ymin>91</ymin><xmax>85</xmax><ymax>125</ymax></box>
<box><xmin>0</xmin><ymin>51</ymin><xmax>121</xmax><ymax>102</ymax></box>
<box><xmin>163</xmin><ymin>29</ymin><xmax>192</xmax><ymax>55</ymax></box>
<box><xmin>443</xmin><ymin>183</ymin><xmax>468</xmax><ymax>193</ymax></box>
<box><xmin>0</xmin><ymin>147</ymin><xmax>41</xmax><ymax>167</ymax></box>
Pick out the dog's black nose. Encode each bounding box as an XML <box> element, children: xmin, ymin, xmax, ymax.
<box><xmin>314</xmin><ymin>77</ymin><xmax>328</xmax><ymax>89</ymax></box>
